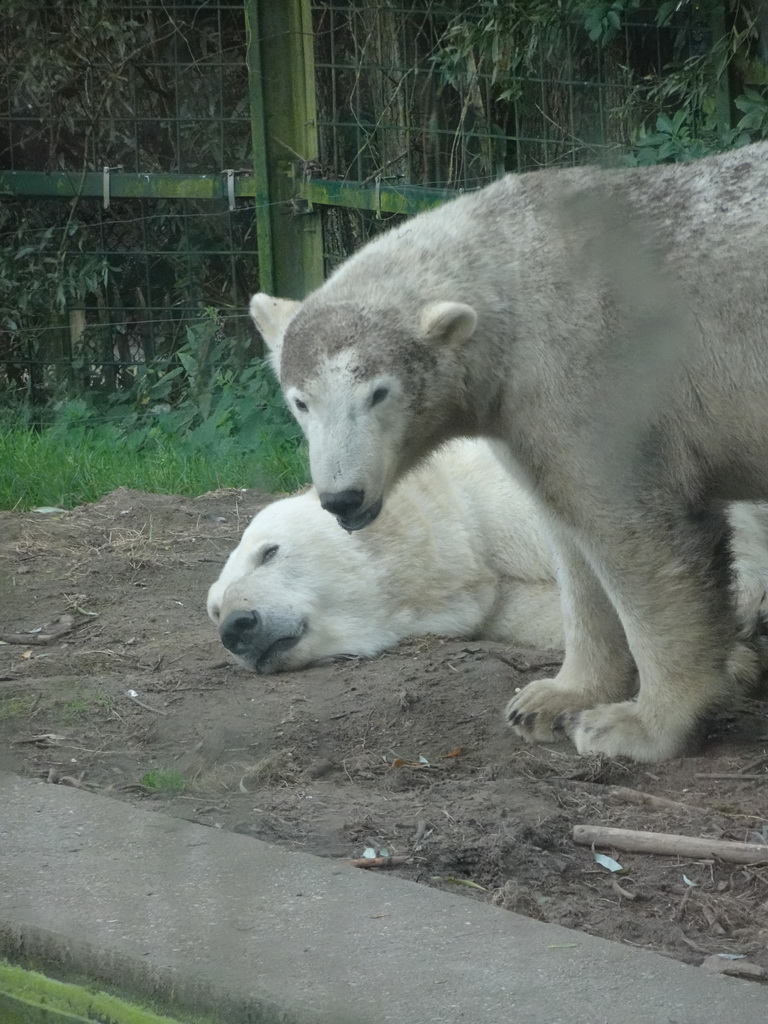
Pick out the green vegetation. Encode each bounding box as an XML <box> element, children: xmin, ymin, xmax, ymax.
<box><xmin>0</xmin><ymin>696</ymin><xmax>37</xmax><ymax>722</ymax></box>
<box><xmin>0</xmin><ymin>311</ymin><xmax>308</xmax><ymax>511</ymax></box>
<box><xmin>0</xmin><ymin>961</ymin><xmax>203</xmax><ymax>1024</ymax></box>
<box><xmin>57</xmin><ymin>690</ymin><xmax>117</xmax><ymax>724</ymax></box>
<box><xmin>0</xmin><ymin>4</ymin><xmax>291</xmax><ymax>513</ymax></box>
<box><xmin>57</xmin><ymin>696</ymin><xmax>92</xmax><ymax>724</ymax></box>
<box><xmin>430</xmin><ymin>0</ymin><xmax>768</xmax><ymax>172</ymax></box>
<box><xmin>139</xmin><ymin>768</ymin><xmax>187</xmax><ymax>795</ymax></box>
<box><xmin>0</xmin><ymin>412</ymin><xmax>307</xmax><ymax>510</ymax></box>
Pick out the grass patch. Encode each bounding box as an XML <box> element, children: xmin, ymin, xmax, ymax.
<box><xmin>0</xmin><ymin>418</ymin><xmax>308</xmax><ymax>510</ymax></box>
<box><xmin>0</xmin><ymin>695</ymin><xmax>37</xmax><ymax>721</ymax></box>
<box><xmin>56</xmin><ymin>689</ymin><xmax>118</xmax><ymax>724</ymax></box>
<box><xmin>58</xmin><ymin>696</ymin><xmax>92</xmax><ymax>724</ymax></box>
<box><xmin>139</xmin><ymin>768</ymin><xmax>187</xmax><ymax>795</ymax></box>
<box><xmin>0</xmin><ymin>314</ymin><xmax>309</xmax><ymax>510</ymax></box>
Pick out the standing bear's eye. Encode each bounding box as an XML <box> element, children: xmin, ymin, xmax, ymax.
<box><xmin>294</xmin><ymin>398</ymin><xmax>308</xmax><ymax>413</ymax></box>
<box><xmin>371</xmin><ymin>387</ymin><xmax>389</xmax><ymax>407</ymax></box>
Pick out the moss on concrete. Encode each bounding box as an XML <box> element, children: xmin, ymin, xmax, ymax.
<box><xmin>0</xmin><ymin>962</ymin><xmax>197</xmax><ymax>1024</ymax></box>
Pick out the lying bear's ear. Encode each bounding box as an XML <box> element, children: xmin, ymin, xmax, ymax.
<box><xmin>419</xmin><ymin>301</ymin><xmax>478</xmax><ymax>347</ymax></box>
<box><xmin>249</xmin><ymin>293</ymin><xmax>303</xmax><ymax>370</ymax></box>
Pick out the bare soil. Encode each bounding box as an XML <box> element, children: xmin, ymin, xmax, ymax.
<box><xmin>2</xmin><ymin>487</ymin><xmax>767</xmax><ymax>977</ymax></box>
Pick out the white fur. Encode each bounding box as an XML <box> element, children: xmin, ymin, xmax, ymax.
<box><xmin>249</xmin><ymin>293</ymin><xmax>301</xmax><ymax>375</ymax></box>
<box><xmin>207</xmin><ymin>439</ymin><xmax>560</xmax><ymax>672</ymax></box>
<box><xmin>251</xmin><ymin>144</ymin><xmax>768</xmax><ymax>760</ymax></box>
<box><xmin>209</xmin><ymin>438</ymin><xmax>768</xmax><ymax>677</ymax></box>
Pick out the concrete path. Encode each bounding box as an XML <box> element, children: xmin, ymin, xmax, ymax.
<box><xmin>1</xmin><ymin>772</ymin><xmax>765</xmax><ymax>1023</ymax></box>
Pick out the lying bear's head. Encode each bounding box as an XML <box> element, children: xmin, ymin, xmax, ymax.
<box><xmin>207</xmin><ymin>489</ymin><xmax>397</xmax><ymax>673</ymax></box>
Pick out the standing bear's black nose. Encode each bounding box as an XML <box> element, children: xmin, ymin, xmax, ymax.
<box><xmin>319</xmin><ymin>489</ymin><xmax>365</xmax><ymax>518</ymax></box>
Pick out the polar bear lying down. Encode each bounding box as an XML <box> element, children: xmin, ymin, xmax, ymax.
<box><xmin>208</xmin><ymin>438</ymin><xmax>768</xmax><ymax>676</ymax></box>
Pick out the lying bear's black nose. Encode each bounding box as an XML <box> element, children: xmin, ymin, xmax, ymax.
<box><xmin>319</xmin><ymin>489</ymin><xmax>365</xmax><ymax>518</ymax></box>
<box><xmin>219</xmin><ymin>609</ymin><xmax>261</xmax><ymax>656</ymax></box>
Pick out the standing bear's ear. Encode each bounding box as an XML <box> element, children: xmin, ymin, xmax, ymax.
<box><xmin>419</xmin><ymin>301</ymin><xmax>478</xmax><ymax>347</ymax></box>
<box><xmin>249</xmin><ymin>293</ymin><xmax>303</xmax><ymax>374</ymax></box>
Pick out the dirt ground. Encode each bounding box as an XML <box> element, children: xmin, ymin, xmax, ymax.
<box><xmin>1</xmin><ymin>486</ymin><xmax>767</xmax><ymax>979</ymax></box>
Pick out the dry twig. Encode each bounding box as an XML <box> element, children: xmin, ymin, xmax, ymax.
<box><xmin>347</xmin><ymin>854</ymin><xmax>411</xmax><ymax>869</ymax></box>
<box><xmin>573</xmin><ymin>824</ymin><xmax>768</xmax><ymax>864</ymax></box>
<box><xmin>694</xmin><ymin>773</ymin><xmax>766</xmax><ymax>781</ymax></box>
<box><xmin>555</xmin><ymin>778</ymin><xmax>707</xmax><ymax>813</ymax></box>
<box><xmin>610</xmin><ymin>878</ymin><xmax>637</xmax><ymax>901</ymax></box>
<box><xmin>0</xmin><ymin>614</ymin><xmax>87</xmax><ymax>646</ymax></box>
<box><xmin>124</xmin><ymin>690</ymin><xmax>168</xmax><ymax>715</ymax></box>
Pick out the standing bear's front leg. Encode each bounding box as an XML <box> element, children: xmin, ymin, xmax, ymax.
<box><xmin>506</xmin><ymin>503</ymin><xmax>745</xmax><ymax>761</ymax></box>
<box><xmin>505</xmin><ymin>527</ymin><xmax>637</xmax><ymax>738</ymax></box>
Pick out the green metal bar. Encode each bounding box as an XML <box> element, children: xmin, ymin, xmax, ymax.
<box><xmin>0</xmin><ymin>169</ymin><xmax>461</xmax><ymax>218</ymax></box>
<box><xmin>245</xmin><ymin>0</ymin><xmax>275</xmax><ymax>296</ymax></box>
<box><xmin>296</xmin><ymin>178</ymin><xmax>458</xmax><ymax>216</ymax></box>
<box><xmin>254</xmin><ymin>0</ymin><xmax>324</xmax><ymax>299</ymax></box>
<box><xmin>709</xmin><ymin>2</ymin><xmax>732</xmax><ymax>141</ymax></box>
<box><xmin>0</xmin><ymin>171</ymin><xmax>258</xmax><ymax>200</ymax></box>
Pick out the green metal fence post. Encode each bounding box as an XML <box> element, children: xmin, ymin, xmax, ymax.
<box><xmin>245</xmin><ymin>0</ymin><xmax>324</xmax><ymax>300</ymax></box>
<box><xmin>709</xmin><ymin>2</ymin><xmax>733</xmax><ymax>143</ymax></box>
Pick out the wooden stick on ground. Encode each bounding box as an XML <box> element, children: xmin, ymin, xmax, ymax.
<box><xmin>0</xmin><ymin>626</ymin><xmax>76</xmax><ymax>645</ymax></box>
<box><xmin>573</xmin><ymin>824</ymin><xmax>768</xmax><ymax>865</ymax></box>
<box><xmin>694</xmin><ymin>773</ymin><xmax>766</xmax><ymax>781</ymax></box>
<box><xmin>347</xmin><ymin>855</ymin><xmax>411</xmax><ymax>869</ymax></box>
<box><xmin>0</xmin><ymin>614</ymin><xmax>89</xmax><ymax>646</ymax></box>
<box><xmin>555</xmin><ymin>779</ymin><xmax>707</xmax><ymax>814</ymax></box>
<box><xmin>124</xmin><ymin>691</ymin><xmax>168</xmax><ymax>716</ymax></box>
<box><xmin>602</xmin><ymin>784</ymin><xmax>704</xmax><ymax>812</ymax></box>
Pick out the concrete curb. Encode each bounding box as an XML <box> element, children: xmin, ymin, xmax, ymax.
<box><xmin>1</xmin><ymin>773</ymin><xmax>765</xmax><ymax>1023</ymax></box>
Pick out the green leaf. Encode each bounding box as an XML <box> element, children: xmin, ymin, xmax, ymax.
<box><xmin>655</xmin><ymin>1</ymin><xmax>677</xmax><ymax>26</ymax></box>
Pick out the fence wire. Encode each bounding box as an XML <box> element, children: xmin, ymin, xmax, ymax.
<box><xmin>0</xmin><ymin>0</ymin><xmax>741</xmax><ymax>396</ymax></box>
<box><xmin>309</xmin><ymin>1</ymin><xmax>723</xmax><ymax>273</ymax></box>
<box><xmin>0</xmin><ymin>0</ymin><xmax>256</xmax><ymax>401</ymax></box>
<box><xmin>311</xmin><ymin>2</ymin><xmax>714</xmax><ymax>185</ymax></box>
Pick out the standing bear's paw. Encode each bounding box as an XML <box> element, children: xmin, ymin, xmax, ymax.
<box><xmin>507</xmin><ymin>681</ymin><xmax>694</xmax><ymax>760</ymax></box>
<box><xmin>558</xmin><ymin>700</ymin><xmax>693</xmax><ymax>761</ymax></box>
<box><xmin>505</xmin><ymin>678</ymin><xmax>599</xmax><ymax>743</ymax></box>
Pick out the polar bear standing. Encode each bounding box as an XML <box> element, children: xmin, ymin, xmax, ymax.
<box><xmin>250</xmin><ymin>143</ymin><xmax>768</xmax><ymax>761</ymax></box>
<box><xmin>209</xmin><ymin>434</ymin><xmax>768</xmax><ymax>680</ymax></box>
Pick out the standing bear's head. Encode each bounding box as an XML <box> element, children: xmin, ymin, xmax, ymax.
<box><xmin>250</xmin><ymin>292</ymin><xmax>479</xmax><ymax>531</ymax></box>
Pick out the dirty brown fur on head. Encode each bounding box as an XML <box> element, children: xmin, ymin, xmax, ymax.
<box><xmin>280</xmin><ymin>300</ymin><xmax>439</xmax><ymax>390</ymax></box>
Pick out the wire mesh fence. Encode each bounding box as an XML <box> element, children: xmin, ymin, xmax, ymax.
<box><xmin>309</xmin><ymin>0</ymin><xmax>731</xmax><ymax>274</ymax></box>
<box><xmin>312</xmin><ymin>2</ymin><xmax>726</xmax><ymax>187</ymax></box>
<box><xmin>0</xmin><ymin>1</ymin><xmax>252</xmax><ymax>175</ymax></box>
<box><xmin>0</xmin><ymin>0</ymin><xmax>257</xmax><ymax>402</ymax></box>
<box><xmin>0</xmin><ymin>0</ymin><xmax>757</xmax><ymax>399</ymax></box>
<box><xmin>1</xmin><ymin>196</ymin><xmax>258</xmax><ymax>401</ymax></box>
